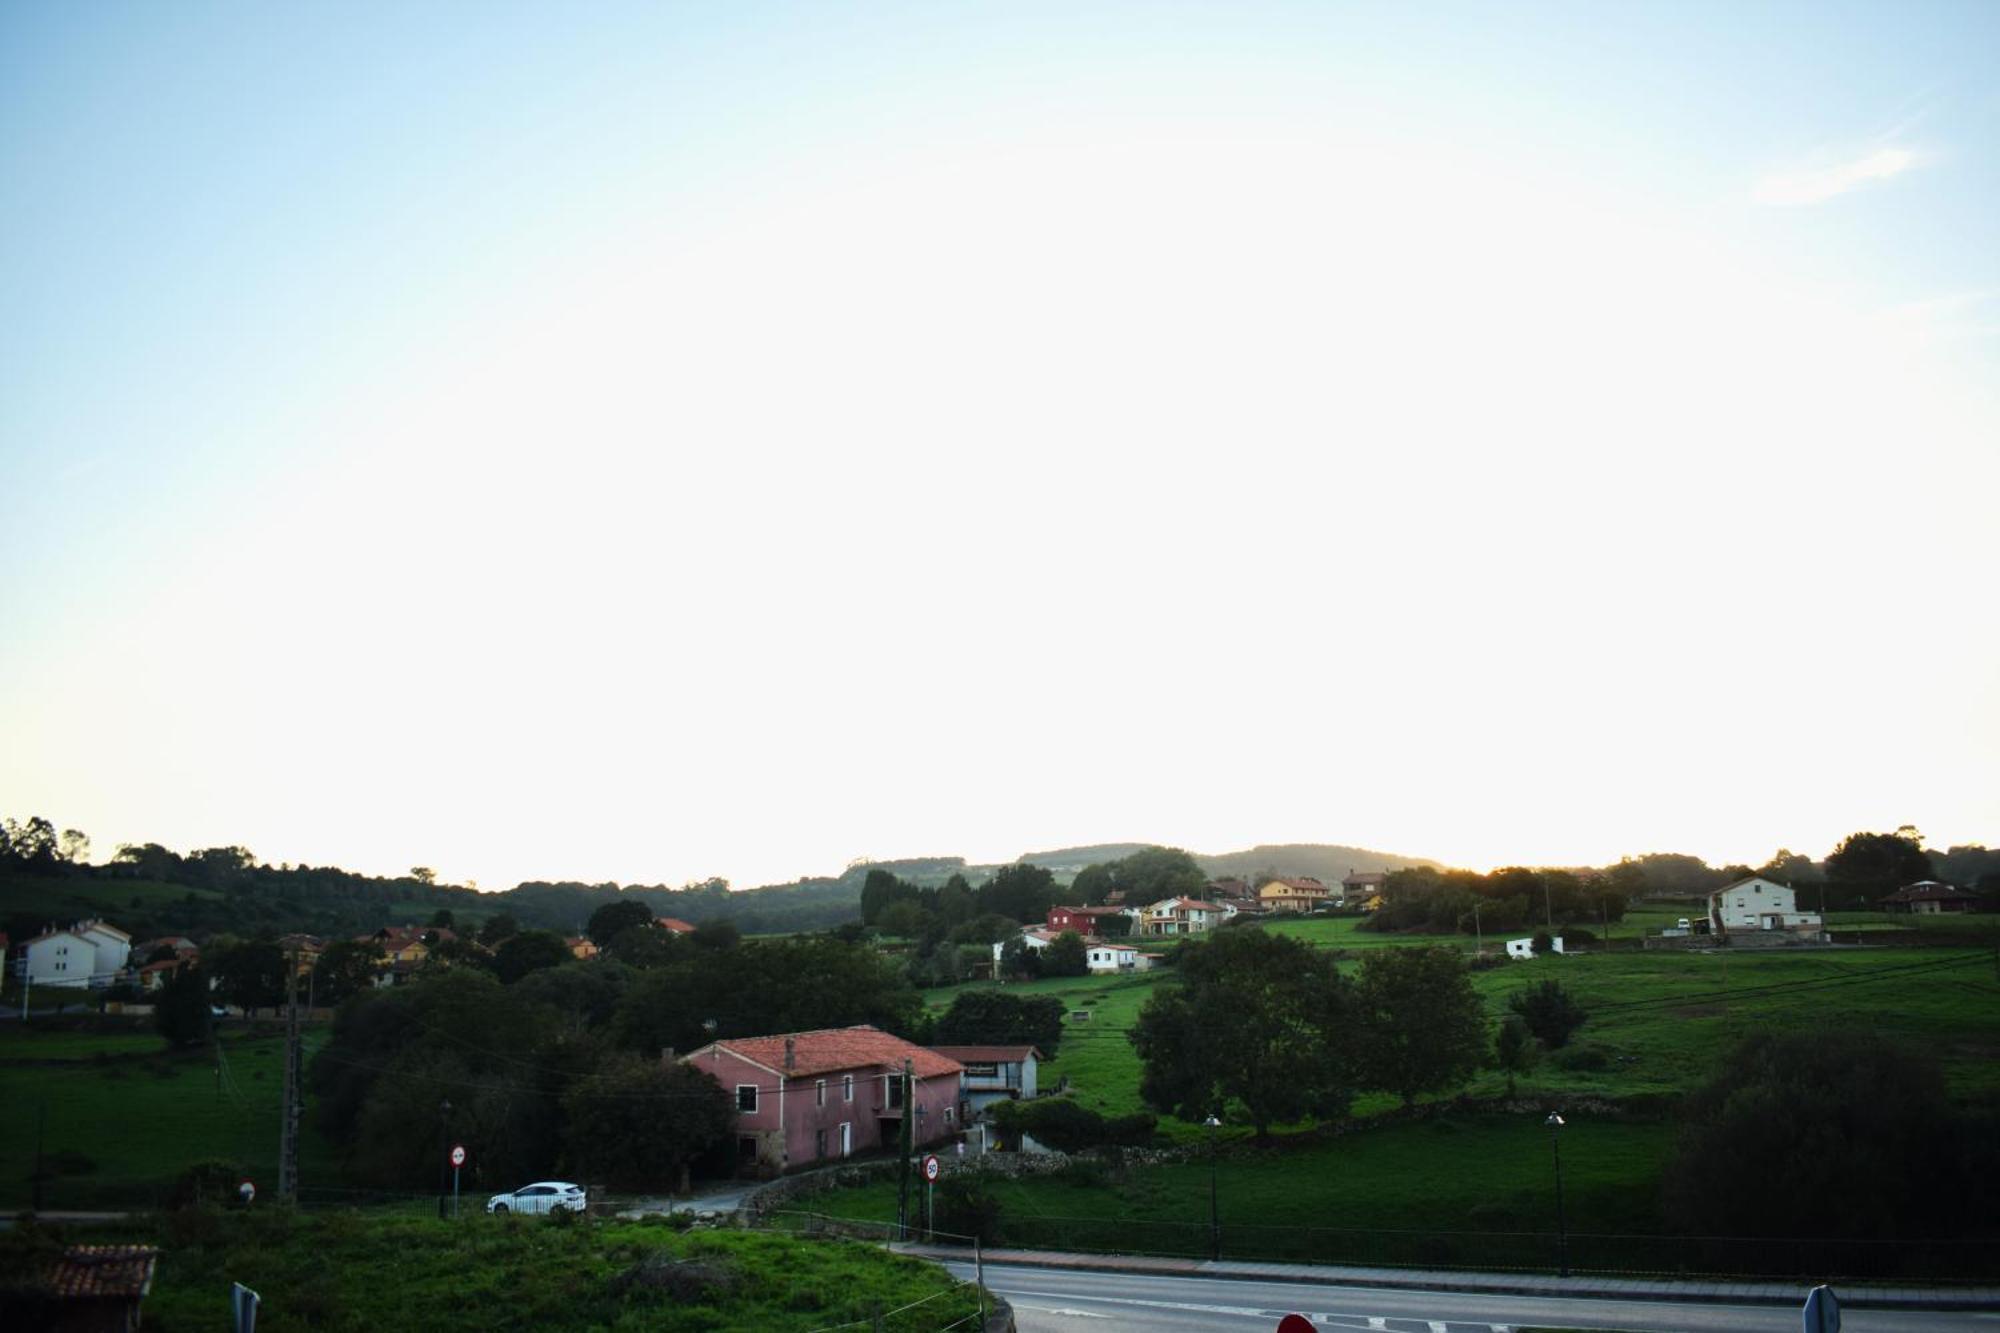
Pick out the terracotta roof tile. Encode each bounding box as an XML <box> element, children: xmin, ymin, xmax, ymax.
<box><xmin>701</xmin><ymin>1025</ymin><xmax>962</xmax><ymax>1080</ymax></box>
<box><xmin>47</xmin><ymin>1245</ymin><xmax>159</xmax><ymax>1300</ymax></box>
<box><xmin>930</xmin><ymin>1045</ymin><xmax>1043</xmax><ymax>1063</ymax></box>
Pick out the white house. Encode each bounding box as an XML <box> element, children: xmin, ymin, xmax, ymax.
<box><xmin>1505</xmin><ymin>936</ymin><xmax>1565</xmax><ymax>960</ymax></box>
<box><xmin>991</xmin><ymin>927</ymin><xmax>1060</xmax><ymax>964</ymax></box>
<box><xmin>22</xmin><ymin>919</ymin><xmax>131</xmax><ymax>989</ymax></box>
<box><xmin>1083</xmin><ymin>940</ymin><xmax>1153</xmax><ymax>973</ymax></box>
<box><xmin>931</xmin><ymin>1044</ymin><xmax>1040</xmax><ymax>1116</ymax></box>
<box><xmin>1707</xmin><ymin>876</ymin><xmax>1821</xmax><ymax>937</ymax></box>
<box><xmin>1141</xmin><ymin>898</ymin><xmax>1227</xmax><ymax>936</ymax></box>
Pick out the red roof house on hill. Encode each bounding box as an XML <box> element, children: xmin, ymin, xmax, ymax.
<box><xmin>654</xmin><ymin>917</ymin><xmax>697</xmax><ymax>934</ymax></box>
<box><xmin>681</xmin><ymin>1025</ymin><xmax>962</xmax><ymax>1177</ymax></box>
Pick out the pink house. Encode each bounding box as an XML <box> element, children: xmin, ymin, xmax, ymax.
<box><xmin>681</xmin><ymin>1025</ymin><xmax>964</xmax><ymax>1177</ymax></box>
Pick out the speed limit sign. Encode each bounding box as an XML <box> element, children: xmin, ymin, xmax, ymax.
<box><xmin>922</xmin><ymin>1154</ymin><xmax>940</xmax><ymax>1183</ymax></box>
<box><xmin>450</xmin><ymin>1144</ymin><xmax>467</xmax><ymax>1168</ymax></box>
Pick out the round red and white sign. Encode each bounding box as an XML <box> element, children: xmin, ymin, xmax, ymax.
<box><xmin>450</xmin><ymin>1144</ymin><xmax>467</xmax><ymax>1168</ymax></box>
<box><xmin>922</xmin><ymin>1154</ymin><xmax>941</xmax><ymax>1182</ymax></box>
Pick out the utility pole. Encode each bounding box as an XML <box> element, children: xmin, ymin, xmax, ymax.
<box><xmin>895</xmin><ymin>1059</ymin><xmax>914</xmax><ymax>1241</ymax></box>
<box><xmin>277</xmin><ymin>954</ymin><xmax>302</xmax><ymax>1202</ymax></box>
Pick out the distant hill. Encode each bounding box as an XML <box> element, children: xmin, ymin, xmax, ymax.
<box><xmin>1196</xmin><ymin>843</ymin><xmax>1442</xmax><ymax>883</ymax></box>
<box><xmin>1016</xmin><ymin>844</ymin><xmax>1158</xmax><ymax>873</ymax></box>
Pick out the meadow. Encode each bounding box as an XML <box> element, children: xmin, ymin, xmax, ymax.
<box><xmin>2</xmin><ymin>1210</ymin><xmax>981</xmax><ymax>1332</ymax></box>
<box><xmin>0</xmin><ymin>1021</ymin><xmax>342</xmax><ymax>1210</ymax></box>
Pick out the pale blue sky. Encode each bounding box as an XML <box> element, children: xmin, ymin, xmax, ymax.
<box><xmin>4</xmin><ymin>3</ymin><xmax>1996</xmax><ymax>888</ymax></box>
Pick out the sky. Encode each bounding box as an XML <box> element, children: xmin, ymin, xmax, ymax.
<box><xmin>3</xmin><ymin>1</ymin><xmax>1996</xmax><ymax>891</ymax></box>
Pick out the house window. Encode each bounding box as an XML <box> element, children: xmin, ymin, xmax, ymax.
<box><xmin>887</xmin><ymin>1076</ymin><xmax>905</xmax><ymax>1109</ymax></box>
<box><xmin>963</xmin><ymin>1062</ymin><xmax>998</xmax><ymax>1078</ymax></box>
<box><xmin>736</xmin><ymin>1084</ymin><xmax>758</xmax><ymax>1113</ymax></box>
<box><xmin>944</xmin><ymin>1105</ymin><xmax>954</xmax><ymax>1126</ymax></box>
<box><xmin>815</xmin><ymin>1079</ymin><xmax>826</xmax><ymax>1107</ymax></box>
<box><xmin>815</xmin><ymin>1128</ymin><xmax>828</xmax><ymax>1159</ymax></box>
<box><xmin>842</xmin><ymin>1074</ymin><xmax>854</xmax><ymax>1103</ymax></box>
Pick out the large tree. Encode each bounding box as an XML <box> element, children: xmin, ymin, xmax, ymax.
<box><xmin>312</xmin><ymin>939</ymin><xmax>386</xmax><ymax>1005</ymax></box>
<box><xmin>210</xmin><ymin>939</ymin><xmax>288</xmax><ymax>1016</ymax></box>
<box><xmin>1663</xmin><ymin>1030</ymin><xmax>1991</xmax><ymax>1244</ymax></box>
<box><xmin>978</xmin><ymin>862</ymin><xmax>1059</xmax><ymax>924</ymax></box>
<box><xmin>1354</xmin><ymin>946</ymin><xmax>1487</xmax><ymax>1106</ymax></box>
<box><xmin>562</xmin><ymin>1055</ymin><xmax>734</xmax><ymax>1192</ymax></box>
<box><xmin>493</xmin><ymin>930</ymin><xmax>573</xmax><ymax>984</ymax></box>
<box><xmin>1823</xmin><ymin>829</ymin><xmax>1934</xmax><ymax>908</ymax></box>
<box><xmin>153</xmin><ymin>962</ymin><xmax>211</xmax><ymax>1047</ymax></box>
<box><xmin>933</xmin><ymin>990</ymin><xmax>1064</xmax><ymax>1057</ymax></box>
<box><xmin>1128</xmin><ymin>928</ymin><xmax>1358</xmax><ymax>1138</ymax></box>
<box><xmin>587</xmin><ymin>898</ymin><xmax>656</xmax><ymax>949</ymax></box>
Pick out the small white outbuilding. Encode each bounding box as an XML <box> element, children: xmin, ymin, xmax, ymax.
<box><xmin>1505</xmin><ymin>936</ymin><xmax>1564</xmax><ymax>960</ymax></box>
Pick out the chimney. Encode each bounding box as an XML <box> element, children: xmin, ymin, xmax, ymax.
<box><xmin>784</xmin><ymin>1037</ymin><xmax>795</xmax><ymax>1073</ymax></box>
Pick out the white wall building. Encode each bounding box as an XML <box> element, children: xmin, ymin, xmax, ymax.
<box><xmin>1506</xmin><ymin>936</ymin><xmax>1565</xmax><ymax>960</ymax></box>
<box><xmin>1707</xmin><ymin>876</ymin><xmax>1821</xmax><ymax>936</ymax></box>
<box><xmin>22</xmin><ymin>920</ymin><xmax>131</xmax><ymax>989</ymax></box>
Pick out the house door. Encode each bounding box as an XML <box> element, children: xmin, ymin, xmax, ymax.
<box><xmin>839</xmin><ymin>1122</ymin><xmax>851</xmax><ymax>1158</ymax></box>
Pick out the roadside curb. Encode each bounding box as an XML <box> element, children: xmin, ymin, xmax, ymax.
<box><xmin>892</xmin><ymin>1244</ymin><xmax>2000</xmax><ymax>1312</ymax></box>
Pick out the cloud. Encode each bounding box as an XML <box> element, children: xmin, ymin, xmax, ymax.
<box><xmin>1754</xmin><ymin>145</ymin><xmax>1924</xmax><ymax>206</ymax></box>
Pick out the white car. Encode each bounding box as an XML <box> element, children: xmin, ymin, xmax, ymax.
<box><xmin>486</xmin><ymin>1181</ymin><xmax>587</xmax><ymax>1216</ymax></box>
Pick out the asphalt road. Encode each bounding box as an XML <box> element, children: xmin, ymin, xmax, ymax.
<box><xmin>946</xmin><ymin>1262</ymin><xmax>2000</xmax><ymax>1333</ymax></box>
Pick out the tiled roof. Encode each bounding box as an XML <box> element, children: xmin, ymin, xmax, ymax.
<box><xmin>655</xmin><ymin>917</ymin><xmax>696</xmax><ymax>933</ymax></box>
<box><xmin>47</xmin><ymin>1245</ymin><xmax>159</xmax><ymax>1300</ymax></box>
<box><xmin>701</xmin><ymin>1025</ymin><xmax>962</xmax><ymax>1080</ymax></box>
<box><xmin>931</xmin><ymin>1044</ymin><xmax>1043</xmax><ymax>1063</ymax></box>
<box><xmin>1267</xmin><ymin>877</ymin><xmax>1328</xmax><ymax>891</ymax></box>
<box><xmin>1880</xmin><ymin>882</ymin><xmax>1983</xmax><ymax>903</ymax></box>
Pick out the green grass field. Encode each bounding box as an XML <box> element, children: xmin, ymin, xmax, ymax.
<box><xmin>0</xmin><ymin>1023</ymin><xmax>340</xmax><ymax>1209</ymax></box>
<box><xmin>811</xmin><ymin>1113</ymin><xmax>1675</xmax><ymax>1269</ymax></box>
<box><xmin>1</xmin><ymin>871</ymin><xmax>223</xmax><ymax>921</ymax></box>
<box><xmin>3</xmin><ymin>1211</ymin><xmax>982</xmax><ymax>1332</ymax></box>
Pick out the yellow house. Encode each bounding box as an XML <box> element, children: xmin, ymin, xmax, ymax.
<box><xmin>1258</xmin><ymin>877</ymin><xmax>1331</xmax><ymax>913</ymax></box>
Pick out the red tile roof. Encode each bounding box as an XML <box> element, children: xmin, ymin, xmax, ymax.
<box><xmin>655</xmin><ymin>917</ymin><xmax>696</xmax><ymax>934</ymax></box>
<box><xmin>47</xmin><ymin>1245</ymin><xmax>159</xmax><ymax>1300</ymax></box>
<box><xmin>701</xmin><ymin>1025</ymin><xmax>962</xmax><ymax>1080</ymax></box>
<box><xmin>1267</xmin><ymin>877</ymin><xmax>1328</xmax><ymax>891</ymax></box>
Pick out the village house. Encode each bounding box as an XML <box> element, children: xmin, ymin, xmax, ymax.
<box><xmin>566</xmin><ymin>935</ymin><xmax>600</xmax><ymax>960</ymax></box>
<box><xmin>655</xmin><ymin>917</ymin><xmax>697</xmax><ymax>935</ymax></box>
<box><xmin>681</xmin><ymin>1025</ymin><xmax>962</xmax><ymax>1177</ymax></box>
<box><xmin>1707</xmin><ymin>876</ymin><xmax>1822</xmax><ymax>939</ymax></box>
<box><xmin>22</xmin><ymin>920</ymin><xmax>131</xmax><ymax>989</ymax></box>
<box><xmin>1044</xmin><ymin>905</ymin><xmax>1129</xmax><ymax>935</ymax></box>
<box><xmin>1341</xmin><ymin>869</ymin><xmax>1387</xmax><ymax>903</ymax></box>
<box><xmin>930</xmin><ymin>1044</ymin><xmax>1040</xmax><ymax>1116</ymax></box>
<box><xmin>1084</xmin><ymin>939</ymin><xmax>1156</xmax><ymax>973</ymax></box>
<box><xmin>1141</xmin><ymin>897</ymin><xmax>1227</xmax><ymax>936</ymax></box>
<box><xmin>1878</xmin><ymin>881</ymin><xmax>1988</xmax><ymax>915</ymax></box>
<box><xmin>1258</xmin><ymin>877</ymin><xmax>1331</xmax><ymax>913</ymax></box>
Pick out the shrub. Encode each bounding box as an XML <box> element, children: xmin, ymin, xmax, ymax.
<box><xmin>1507</xmin><ymin>979</ymin><xmax>1587</xmax><ymax>1049</ymax></box>
<box><xmin>1529</xmin><ymin>930</ymin><xmax>1554</xmax><ymax>956</ymax></box>
<box><xmin>932</xmin><ymin>1174</ymin><xmax>1004</xmax><ymax>1245</ymax></box>
<box><xmin>990</xmin><ymin>1098</ymin><xmax>1157</xmax><ymax>1153</ymax></box>
<box><xmin>1549</xmin><ymin>1043</ymin><xmax>1611</xmax><ymax>1072</ymax></box>
<box><xmin>166</xmin><ymin>1160</ymin><xmax>249</xmax><ymax>1211</ymax></box>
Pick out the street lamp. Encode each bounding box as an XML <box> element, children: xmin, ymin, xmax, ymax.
<box><xmin>1546</xmin><ymin>1112</ymin><xmax>1568</xmax><ymax>1278</ymax></box>
<box><xmin>1204</xmin><ymin>1115</ymin><xmax>1222</xmax><ymax>1261</ymax></box>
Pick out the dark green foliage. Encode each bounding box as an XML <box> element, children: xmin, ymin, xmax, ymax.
<box><xmin>612</xmin><ymin>935</ymin><xmax>920</xmax><ymax>1057</ymax></box>
<box><xmin>1507</xmin><ymin>979</ymin><xmax>1587</xmax><ymax>1049</ymax></box>
<box><xmin>311</xmin><ymin>939</ymin><xmax>384</xmax><ymax>1005</ymax></box>
<box><xmin>562</xmin><ymin>1055</ymin><xmax>733</xmax><ymax>1190</ymax></box>
<box><xmin>152</xmin><ymin>962</ymin><xmax>210</xmax><ymax>1047</ymax></box>
<box><xmin>478</xmin><ymin>913</ymin><xmax>520</xmax><ymax>947</ymax></box>
<box><xmin>209</xmin><ymin>939</ymin><xmax>287</xmax><ymax>1015</ymax></box>
<box><xmin>1353</xmin><ymin>947</ymin><xmax>1486</xmax><ymax>1106</ymax></box>
<box><xmin>1128</xmin><ymin>928</ymin><xmax>1358</xmax><ymax>1138</ymax></box>
<box><xmin>587</xmin><ymin>898</ymin><xmax>655</xmax><ymax>948</ymax></box>
<box><xmin>1549</xmin><ymin>1043</ymin><xmax>1611</xmax><ymax>1072</ymax></box>
<box><xmin>1493</xmin><ymin>1016</ymin><xmax>1536</xmax><ymax>1097</ymax></box>
<box><xmin>493</xmin><ymin>930</ymin><xmax>572</xmax><ymax>984</ymax></box>
<box><xmin>932</xmin><ymin>1173</ymin><xmax>1005</xmax><ymax>1244</ymax></box>
<box><xmin>1663</xmin><ymin>1030</ymin><xmax>1992</xmax><ymax>1242</ymax></box>
<box><xmin>978</xmin><ymin>862</ymin><xmax>1059</xmax><ymax>924</ymax></box>
<box><xmin>1530</xmin><ymin>930</ymin><xmax>1554</xmax><ymax>956</ymax></box>
<box><xmin>1824</xmin><ymin>829</ymin><xmax>1936</xmax><ymax>908</ymax></box>
<box><xmin>1043</xmin><ymin>930</ymin><xmax>1089</xmax><ymax>977</ymax></box>
<box><xmin>933</xmin><ymin>990</ymin><xmax>1064</xmax><ymax>1058</ymax></box>
<box><xmin>166</xmin><ymin>1158</ymin><xmax>247</xmax><ymax>1209</ymax></box>
<box><xmin>989</xmin><ymin>1097</ymin><xmax>1155</xmax><ymax>1153</ymax></box>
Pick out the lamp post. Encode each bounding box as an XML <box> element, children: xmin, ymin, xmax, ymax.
<box><xmin>1546</xmin><ymin>1112</ymin><xmax>1568</xmax><ymax>1278</ymax></box>
<box><xmin>1204</xmin><ymin>1114</ymin><xmax>1222</xmax><ymax>1261</ymax></box>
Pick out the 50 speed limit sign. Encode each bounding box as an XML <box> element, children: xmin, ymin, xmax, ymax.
<box><xmin>922</xmin><ymin>1154</ymin><xmax>940</xmax><ymax>1183</ymax></box>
